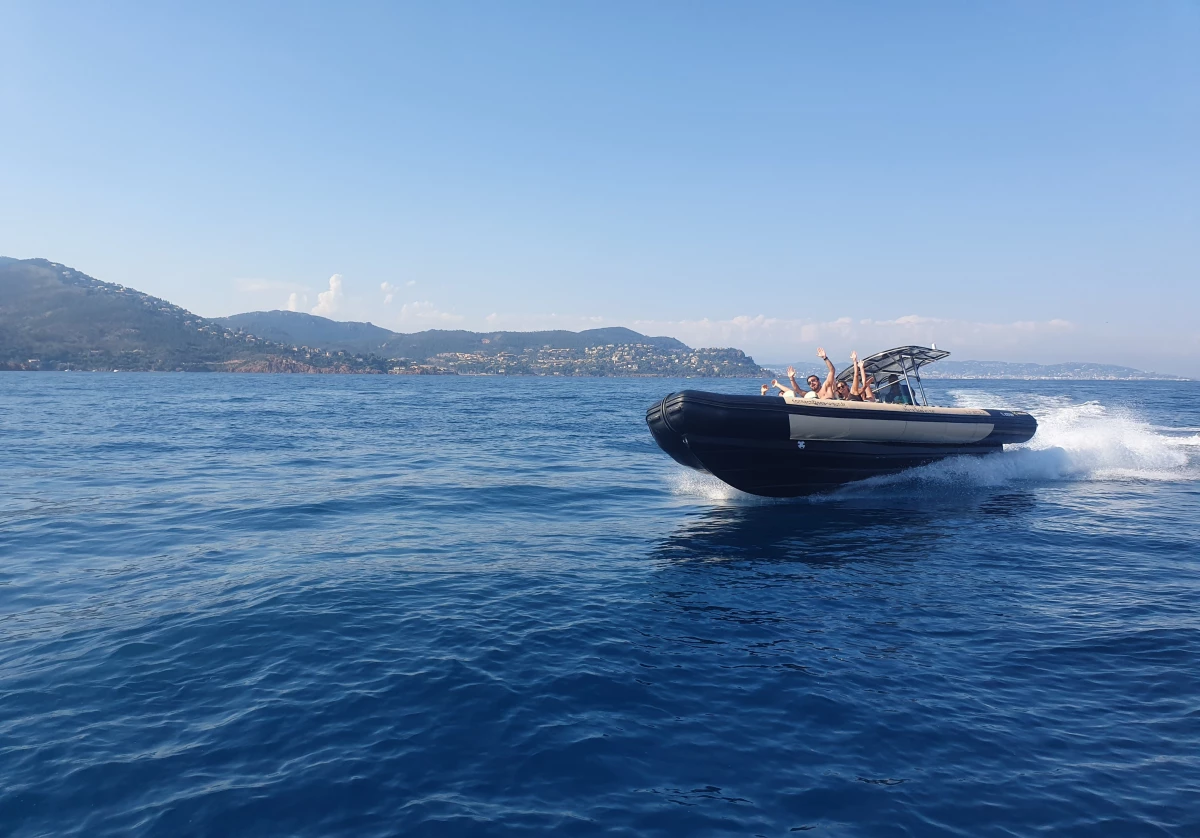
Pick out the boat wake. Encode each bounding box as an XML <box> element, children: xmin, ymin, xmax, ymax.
<box><xmin>839</xmin><ymin>395</ymin><xmax>1198</xmax><ymax>496</ymax></box>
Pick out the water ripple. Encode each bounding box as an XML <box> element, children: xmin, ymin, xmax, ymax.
<box><xmin>1</xmin><ymin>375</ymin><xmax>1198</xmax><ymax>836</ymax></box>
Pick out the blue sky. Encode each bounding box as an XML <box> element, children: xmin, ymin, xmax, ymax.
<box><xmin>2</xmin><ymin>1</ymin><xmax>1197</xmax><ymax>372</ymax></box>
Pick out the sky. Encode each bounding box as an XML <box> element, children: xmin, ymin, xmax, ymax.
<box><xmin>1</xmin><ymin>1</ymin><xmax>1197</xmax><ymax>373</ymax></box>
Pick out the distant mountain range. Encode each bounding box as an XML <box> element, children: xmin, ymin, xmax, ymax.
<box><xmin>922</xmin><ymin>360</ymin><xmax>1186</xmax><ymax>381</ymax></box>
<box><xmin>4</xmin><ymin>257</ymin><xmax>1185</xmax><ymax>379</ymax></box>
<box><xmin>0</xmin><ymin>258</ymin><xmax>765</xmax><ymax>376</ymax></box>
<box><xmin>214</xmin><ymin>310</ymin><xmax>688</xmax><ymax>358</ymax></box>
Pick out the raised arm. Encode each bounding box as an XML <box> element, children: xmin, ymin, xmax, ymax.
<box><xmin>816</xmin><ymin>348</ymin><xmax>836</xmax><ymax>398</ymax></box>
<box><xmin>786</xmin><ymin>365</ymin><xmax>802</xmax><ymax>394</ymax></box>
<box><xmin>859</xmin><ymin>359</ymin><xmax>876</xmax><ymax>401</ymax></box>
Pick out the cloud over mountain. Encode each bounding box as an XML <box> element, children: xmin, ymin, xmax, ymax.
<box><xmin>394</xmin><ymin>300</ymin><xmax>463</xmax><ymax>326</ymax></box>
<box><xmin>312</xmin><ymin>275</ymin><xmax>344</xmax><ymax>317</ymax></box>
<box><xmin>630</xmin><ymin>313</ymin><xmax>1080</xmax><ymax>363</ymax></box>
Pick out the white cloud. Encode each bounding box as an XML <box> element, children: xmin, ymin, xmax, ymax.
<box><xmin>311</xmin><ymin>274</ymin><xmax>344</xmax><ymax>317</ymax></box>
<box><xmin>381</xmin><ymin>281</ymin><xmax>417</xmax><ymax>305</ymax></box>
<box><xmin>630</xmin><ymin>313</ymin><xmax>1078</xmax><ymax>362</ymax></box>
<box><xmin>389</xmin><ymin>300</ymin><xmax>465</xmax><ymax>327</ymax></box>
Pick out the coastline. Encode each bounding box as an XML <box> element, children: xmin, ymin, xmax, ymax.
<box><xmin>2</xmin><ymin>368</ymin><xmax>1192</xmax><ymax>382</ymax></box>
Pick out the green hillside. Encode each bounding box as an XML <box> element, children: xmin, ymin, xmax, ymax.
<box><xmin>214</xmin><ymin>311</ymin><xmax>395</xmax><ymax>353</ymax></box>
<box><xmin>0</xmin><ymin>259</ymin><xmax>372</xmax><ymax>372</ymax></box>
<box><xmin>214</xmin><ymin>311</ymin><xmax>689</xmax><ymax>357</ymax></box>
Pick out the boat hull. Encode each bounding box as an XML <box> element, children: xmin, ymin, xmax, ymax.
<box><xmin>647</xmin><ymin>390</ymin><xmax>1037</xmax><ymax>497</ymax></box>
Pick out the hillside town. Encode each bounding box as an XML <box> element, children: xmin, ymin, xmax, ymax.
<box><xmin>388</xmin><ymin>344</ymin><xmax>770</xmax><ymax>377</ymax></box>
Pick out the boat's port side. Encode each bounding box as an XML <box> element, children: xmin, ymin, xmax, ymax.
<box><xmin>684</xmin><ymin>434</ymin><xmax>1000</xmax><ymax>497</ymax></box>
<box><xmin>655</xmin><ymin>390</ymin><xmax>1036</xmax><ymax>447</ymax></box>
<box><xmin>787</xmin><ymin>411</ymin><xmax>995</xmax><ymax>444</ymax></box>
<box><xmin>657</xmin><ymin>390</ymin><xmax>792</xmax><ymax>441</ymax></box>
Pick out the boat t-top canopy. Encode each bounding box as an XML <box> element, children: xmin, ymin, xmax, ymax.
<box><xmin>835</xmin><ymin>345</ymin><xmax>950</xmax><ymax>406</ymax></box>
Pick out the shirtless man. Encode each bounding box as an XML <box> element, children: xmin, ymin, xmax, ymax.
<box><xmin>787</xmin><ymin>347</ymin><xmax>837</xmax><ymax>400</ymax></box>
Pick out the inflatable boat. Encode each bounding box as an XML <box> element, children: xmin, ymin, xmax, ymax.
<box><xmin>646</xmin><ymin>346</ymin><xmax>1037</xmax><ymax>497</ymax></box>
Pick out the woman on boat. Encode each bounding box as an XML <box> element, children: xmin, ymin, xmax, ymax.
<box><xmin>839</xmin><ymin>352</ymin><xmax>862</xmax><ymax>401</ymax></box>
<box><xmin>849</xmin><ymin>351</ymin><xmax>877</xmax><ymax>402</ymax></box>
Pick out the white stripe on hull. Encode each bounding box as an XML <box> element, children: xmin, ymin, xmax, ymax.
<box><xmin>788</xmin><ymin>413</ymin><xmax>994</xmax><ymax>444</ymax></box>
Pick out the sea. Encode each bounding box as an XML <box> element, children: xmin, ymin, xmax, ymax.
<box><xmin>1</xmin><ymin>373</ymin><xmax>1197</xmax><ymax>837</ymax></box>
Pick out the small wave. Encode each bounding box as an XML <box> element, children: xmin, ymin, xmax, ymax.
<box><xmin>666</xmin><ymin>469</ymin><xmax>773</xmax><ymax>505</ymax></box>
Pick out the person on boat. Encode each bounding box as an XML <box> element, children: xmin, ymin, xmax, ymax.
<box><xmin>880</xmin><ymin>373</ymin><xmax>914</xmax><ymax>405</ymax></box>
<box><xmin>769</xmin><ymin>379</ymin><xmax>795</xmax><ymax>397</ymax></box>
<box><xmin>787</xmin><ymin>347</ymin><xmax>837</xmax><ymax>400</ymax></box>
<box><xmin>847</xmin><ymin>351</ymin><xmax>873</xmax><ymax>401</ymax></box>
<box><xmin>836</xmin><ymin>351</ymin><xmax>861</xmax><ymax>401</ymax></box>
<box><xmin>785</xmin><ymin>366</ymin><xmax>820</xmax><ymax>399</ymax></box>
<box><xmin>859</xmin><ymin>368</ymin><xmax>878</xmax><ymax>402</ymax></box>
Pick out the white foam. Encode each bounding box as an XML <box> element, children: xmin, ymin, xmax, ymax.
<box><xmin>887</xmin><ymin>393</ymin><xmax>1200</xmax><ymax>490</ymax></box>
<box><xmin>666</xmin><ymin>468</ymin><xmax>775</xmax><ymax>505</ymax></box>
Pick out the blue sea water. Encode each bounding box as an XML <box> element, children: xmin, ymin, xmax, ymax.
<box><xmin>1</xmin><ymin>373</ymin><xmax>1198</xmax><ymax>837</ymax></box>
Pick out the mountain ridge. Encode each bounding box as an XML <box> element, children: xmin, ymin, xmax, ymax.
<box><xmin>5</xmin><ymin>257</ymin><xmax>1180</xmax><ymax>379</ymax></box>
<box><xmin>0</xmin><ymin>258</ymin><xmax>766</xmax><ymax>376</ymax></box>
<box><xmin>214</xmin><ymin>310</ymin><xmax>689</xmax><ymax>358</ymax></box>
<box><xmin>921</xmin><ymin>359</ymin><xmax>1186</xmax><ymax>381</ymax></box>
